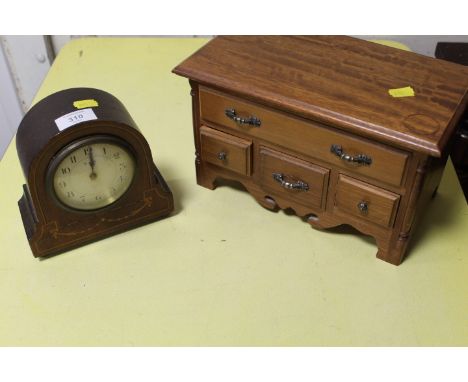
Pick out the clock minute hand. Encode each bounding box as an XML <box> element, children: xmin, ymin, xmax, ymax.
<box><xmin>89</xmin><ymin>146</ymin><xmax>97</xmax><ymax>179</ymax></box>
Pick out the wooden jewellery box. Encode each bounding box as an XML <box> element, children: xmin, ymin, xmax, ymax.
<box><xmin>173</xmin><ymin>36</ymin><xmax>468</xmax><ymax>265</ymax></box>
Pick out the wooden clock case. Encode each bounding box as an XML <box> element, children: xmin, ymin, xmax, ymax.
<box><xmin>16</xmin><ymin>88</ymin><xmax>174</xmax><ymax>258</ymax></box>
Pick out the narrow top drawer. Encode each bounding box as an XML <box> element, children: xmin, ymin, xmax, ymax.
<box><xmin>199</xmin><ymin>88</ymin><xmax>409</xmax><ymax>187</ymax></box>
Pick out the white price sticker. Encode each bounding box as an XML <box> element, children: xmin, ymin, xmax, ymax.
<box><xmin>55</xmin><ymin>108</ymin><xmax>98</xmax><ymax>131</ymax></box>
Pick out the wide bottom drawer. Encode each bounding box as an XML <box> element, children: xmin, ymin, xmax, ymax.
<box><xmin>259</xmin><ymin>146</ymin><xmax>330</xmax><ymax>210</ymax></box>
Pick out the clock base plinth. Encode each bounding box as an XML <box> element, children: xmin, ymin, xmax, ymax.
<box><xmin>18</xmin><ymin>179</ymin><xmax>174</xmax><ymax>258</ymax></box>
<box><xmin>18</xmin><ymin>184</ymin><xmax>38</xmax><ymax>241</ymax></box>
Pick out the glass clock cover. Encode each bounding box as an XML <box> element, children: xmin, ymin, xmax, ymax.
<box><xmin>52</xmin><ymin>139</ymin><xmax>136</xmax><ymax>210</ymax></box>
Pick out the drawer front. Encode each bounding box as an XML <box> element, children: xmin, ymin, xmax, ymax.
<box><xmin>259</xmin><ymin>146</ymin><xmax>330</xmax><ymax>210</ymax></box>
<box><xmin>334</xmin><ymin>174</ymin><xmax>400</xmax><ymax>228</ymax></box>
<box><xmin>200</xmin><ymin>126</ymin><xmax>252</xmax><ymax>176</ymax></box>
<box><xmin>199</xmin><ymin>88</ymin><xmax>409</xmax><ymax>187</ymax></box>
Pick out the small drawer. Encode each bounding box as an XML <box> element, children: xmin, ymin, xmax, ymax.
<box><xmin>199</xmin><ymin>87</ymin><xmax>409</xmax><ymax>187</ymax></box>
<box><xmin>259</xmin><ymin>146</ymin><xmax>330</xmax><ymax>210</ymax></box>
<box><xmin>334</xmin><ymin>174</ymin><xmax>400</xmax><ymax>228</ymax></box>
<box><xmin>200</xmin><ymin>125</ymin><xmax>252</xmax><ymax>176</ymax></box>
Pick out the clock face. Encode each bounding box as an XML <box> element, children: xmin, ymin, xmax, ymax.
<box><xmin>50</xmin><ymin>137</ymin><xmax>136</xmax><ymax>211</ymax></box>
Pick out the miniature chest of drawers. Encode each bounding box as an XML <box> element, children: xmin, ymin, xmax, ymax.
<box><xmin>173</xmin><ymin>36</ymin><xmax>468</xmax><ymax>265</ymax></box>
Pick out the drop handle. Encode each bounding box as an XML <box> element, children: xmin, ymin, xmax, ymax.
<box><xmin>272</xmin><ymin>173</ymin><xmax>309</xmax><ymax>191</ymax></box>
<box><xmin>330</xmin><ymin>144</ymin><xmax>372</xmax><ymax>166</ymax></box>
<box><xmin>225</xmin><ymin>108</ymin><xmax>261</xmax><ymax>127</ymax></box>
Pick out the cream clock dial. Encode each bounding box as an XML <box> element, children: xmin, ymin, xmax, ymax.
<box><xmin>50</xmin><ymin>136</ymin><xmax>136</xmax><ymax>211</ymax></box>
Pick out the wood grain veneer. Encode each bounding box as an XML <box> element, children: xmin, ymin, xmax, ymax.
<box><xmin>174</xmin><ymin>36</ymin><xmax>468</xmax><ymax>265</ymax></box>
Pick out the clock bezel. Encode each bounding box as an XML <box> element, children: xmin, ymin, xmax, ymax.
<box><xmin>45</xmin><ymin>134</ymin><xmax>138</xmax><ymax>213</ymax></box>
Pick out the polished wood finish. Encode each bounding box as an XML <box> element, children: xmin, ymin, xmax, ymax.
<box><xmin>16</xmin><ymin>88</ymin><xmax>174</xmax><ymax>258</ymax></box>
<box><xmin>200</xmin><ymin>87</ymin><xmax>409</xmax><ymax>187</ymax></box>
<box><xmin>174</xmin><ymin>36</ymin><xmax>468</xmax><ymax>157</ymax></box>
<box><xmin>174</xmin><ymin>36</ymin><xmax>468</xmax><ymax>265</ymax></box>
<box><xmin>259</xmin><ymin>146</ymin><xmax>329</xmax><ymax>210</ymax></box>
<box><xmin>334</xmin><ymin>175</ymin><xmax>400</xmax><ymax>228</ymax></box>
<box><xmin>200</xmin><ymin>125</ymin><xmax>252</xmax><ymax>176</ymax></box>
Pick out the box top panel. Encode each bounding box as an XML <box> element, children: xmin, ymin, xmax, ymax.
<box><xmin>173</xmin><ymin>36</ymin><xmax>468</xmax><ymax>157</ymax></box>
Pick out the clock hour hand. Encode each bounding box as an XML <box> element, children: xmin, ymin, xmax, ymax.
<box><xmin>89</xmin><ymin>146</ymin><xmax>97</xmax><ymax>179</ymax></box>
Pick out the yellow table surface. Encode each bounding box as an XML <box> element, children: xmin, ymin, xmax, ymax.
<box><xmin>1</xmin><ymin>38</ymin><xmax>467</xmax><ymax>346</ymax></box>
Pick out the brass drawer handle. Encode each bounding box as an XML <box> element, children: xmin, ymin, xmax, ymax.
<box><xmin>272</xmin><ymin>173</ymin><xmax>309</xmax><ymax>191</ymax></box>
<box><xmin>225</xmin><ymin>108</ymin><xmax>261</xmax><ymax>127</ymax></box>
<box><xmin>330</xmin><ymin>144</ymin><xmax>372</xmax><ymax>166</ymax></box>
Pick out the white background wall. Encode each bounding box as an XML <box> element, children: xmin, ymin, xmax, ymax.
<box><xmin>1</xmin><ymin>35</ymin><xmax>468</xmax><ymax>159</ymax></box>
<box><xmin>0</xmin><ymin>35</ymin><xmax>89</xmax><ymax>158</ymax></box>
<box><xmin>0</xmin><ymin>38</ymin><xmax>25</xmax><ymax>157</ymax></box>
